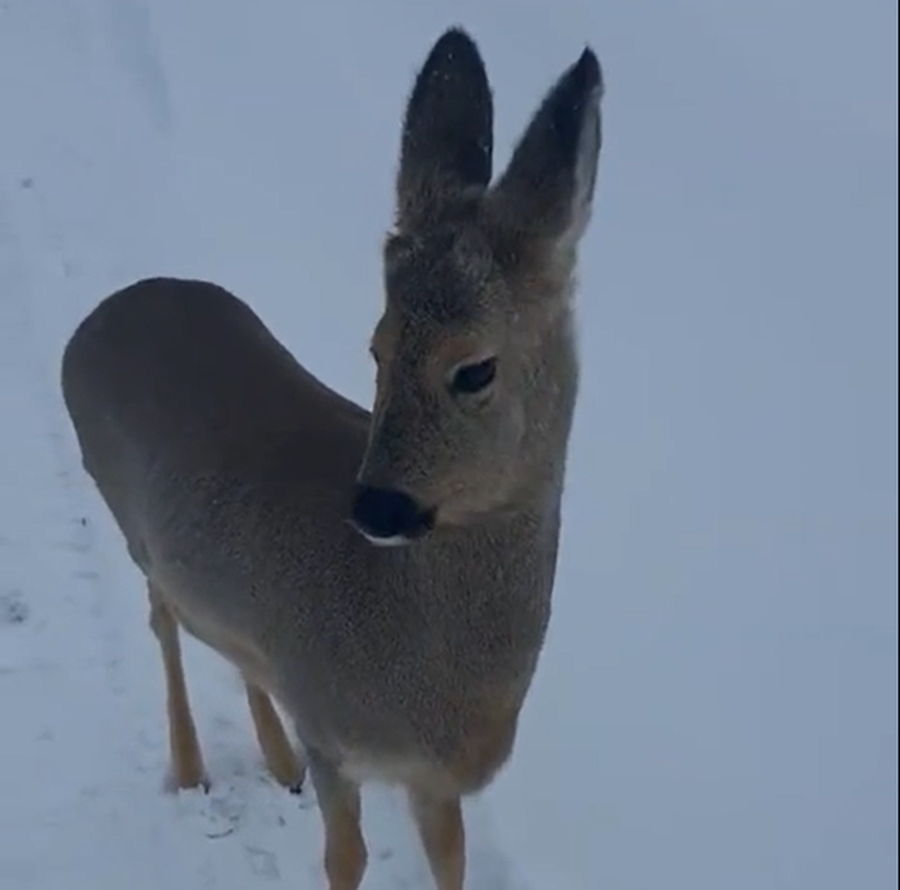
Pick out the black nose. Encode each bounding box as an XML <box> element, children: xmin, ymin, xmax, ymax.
<box><xmin>351</xmin><ymin>484</ymin><xmax>433</xmax><ymax>542</ymax></box>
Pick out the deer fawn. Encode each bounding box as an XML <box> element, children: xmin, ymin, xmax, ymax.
<box><xmin>61</xmin><ymin>26</ymin><xmax>603</xmax><ymax>890</ymax></box>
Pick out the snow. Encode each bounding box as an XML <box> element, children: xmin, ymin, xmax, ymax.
<box><xmin>0</xmin><ymin>1</ymin><xmax>896</xmax><ymax>889</ymax></box>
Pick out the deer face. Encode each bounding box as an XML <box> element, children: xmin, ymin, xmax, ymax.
<box><xmin>352</xmin><ymin>29</ymin><xmax>603</xmax><ymax>545</ymax></box>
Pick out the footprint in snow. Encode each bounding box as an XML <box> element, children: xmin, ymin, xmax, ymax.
<box><xmin>0</xmin><ymin>588</ymin><xmax>30</xmax><ymax>625</ymax></box>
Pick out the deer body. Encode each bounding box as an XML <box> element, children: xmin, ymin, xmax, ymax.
<box><xmin>61</xmin><ymin>28</ymin><xmax>602</xmax><ymax>890</ymax></box>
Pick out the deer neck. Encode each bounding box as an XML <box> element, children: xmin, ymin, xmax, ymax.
<box><xmin>403</xmin><ymin>336</ymin><xmax>578</xmax><ymax>602</ymax></box>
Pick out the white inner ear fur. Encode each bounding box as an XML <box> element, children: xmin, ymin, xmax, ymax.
<box><xmin>556</xmin><ymin>86</ymin><xmax>602</xmax><ymax>258</ymax></box>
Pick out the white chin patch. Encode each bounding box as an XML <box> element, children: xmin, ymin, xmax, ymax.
<box><xmin>359</xmin><ymin>531</ymin><xmax>411</xmax><ymax>548</ymax></box>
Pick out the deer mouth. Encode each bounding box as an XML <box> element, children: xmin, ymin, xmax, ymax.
<box><xmin>349</xmin><ymin>484</ymin><xmax>435</xmax><ymax>546</ymax></box>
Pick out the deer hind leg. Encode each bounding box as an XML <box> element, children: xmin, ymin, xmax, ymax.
<box><xmin>147</xmin><ymin>583</ymin><xmax>208</xmax><ymax>791</ymax></box>
<box><xmin>244</xmin><ymin>681</ymin><xmax>306</xmax><ymax>792</ymax></box>
<box><xmin>408</xmin><ymin>788</ymin><xmax>465</xmax><ymax>890</ymax></box>
<box><xmin>308</xmin><ymin>751</ymin><xmax>367</xmax><ymax>890</ymax></box>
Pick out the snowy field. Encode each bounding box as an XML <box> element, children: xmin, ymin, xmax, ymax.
<box><xmin>0</xmin><ymin>1</ymin><xmax>896</xmax><ymax>888</ymax></box>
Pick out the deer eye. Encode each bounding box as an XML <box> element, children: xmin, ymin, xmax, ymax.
<box><xmin>451</xmin><ymin>357</ymin><xmax>497</xmax><ymax>395</ymax></box>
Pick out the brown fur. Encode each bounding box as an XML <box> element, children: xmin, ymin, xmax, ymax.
<box><xmin>245</xmin><ymin>683</ymin><xmax>305</xmax><ymax>790</ymax></box>
<box><xmin>148</xmin><ymin>585</ymin><xmax>209</xmax><ymax>791</ymax></box>
<box><xmin>60</xmin><ymin>27</ymin><xmax>603</xmax><ymax>890</ymax></box>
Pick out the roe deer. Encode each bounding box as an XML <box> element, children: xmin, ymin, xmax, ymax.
<box><xmin>61</xmin><ymin>26</ymin><xmax>603</xmax><ymax>890</ymax></box>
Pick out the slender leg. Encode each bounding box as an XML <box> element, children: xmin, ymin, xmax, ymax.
<box><xmin>244</xmin><ymin>681</ymin><xmax>306</xmax><ymax>791</ymax></box>
<box><xmin>408</xmin><ymin>788</ymin><xmax>465</xmax><ymax>890</ymax></box>
<box><xmin>147</xmin><ymin>584</ymin><xmax>208</xmax><ymax>790</ymax></box>
<box><xmin>308</xmin><ymin>751</ymin><xmax>367</xmax><ymax>890</ymax></box>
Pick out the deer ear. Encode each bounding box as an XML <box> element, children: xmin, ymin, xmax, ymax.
<box><xmin>489</xmin><ymin>47</ymin><xmax>603</xmax><ymax>258</ymax></box>
<box><xmin>396</xmin><ymin>28</ymin><xmax>494</xmax><ymax>230</ymax></box>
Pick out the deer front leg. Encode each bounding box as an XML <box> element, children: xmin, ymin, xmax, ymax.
<box><xmin>409</xmin><ymin>788</ymin><xmax>465</xmax><ymax>890</ymax></box>
<box><xmin>147</xmin><ymin>583</ymin><xmax>208</xmax><ymax>791</ymax></box>
<box><xmin>244</xmin><ymin>681</ymin><xmax>306</xmax><ymax>792</ymax></box>
<box><xmin>308</xmin><ymin>751</ymin><xmax>368</xmax><ymax>890</ymax></box>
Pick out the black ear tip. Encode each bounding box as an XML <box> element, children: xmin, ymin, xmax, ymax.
<box><xmin>428</xmin><ymin>26</ymin><xmax>483</xmax><ymax>67</ymax></box>
<box><xmin>413</xmin><ymin>27</ymin><xmax>489</xmax><ymax>96</ymax></box>
<box><xmin>573</xmin><ymin>46</ymin><xmax>604</xmax><ymax>97</ymax></box>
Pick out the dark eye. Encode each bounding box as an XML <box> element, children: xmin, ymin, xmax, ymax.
<box><xmin>452</xmin><ymin>358</ymin><xmax>497</xmax><ymax>395</ymax></box>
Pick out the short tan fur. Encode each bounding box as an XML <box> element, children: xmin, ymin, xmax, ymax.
<box><xmin>61</xmin><ymin>27</ymin><xmax>604</xmax><ymax>890</ymax></box>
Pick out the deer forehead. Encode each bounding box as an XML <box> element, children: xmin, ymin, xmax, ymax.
<box><xmin>371</xmin><ymin>309</ymin><xmax>500</xmax><ymax>380</ymax></box>
<box><xmin>373</xmin><ymin>232</ymin><xmax>508</xmax><ymax>368</ymax></box>
<box><xmin>385</xmin><ymin>225</ymin><xmax>501</xmax><ymax>309</ymax></box>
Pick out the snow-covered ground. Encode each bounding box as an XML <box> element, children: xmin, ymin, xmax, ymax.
<box><xmin>0</xmin><ymin>1</ymin><xmax>896</xmax><ymax>888</ymax></box>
